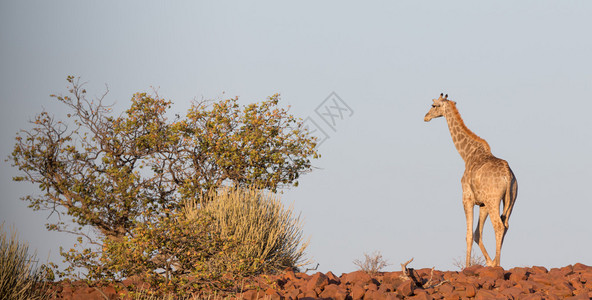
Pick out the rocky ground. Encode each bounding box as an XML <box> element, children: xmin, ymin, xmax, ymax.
<box><xmin>49</xmin><ymin>263</ymin><xmax>592</xmax><ymax>299</ymax></box>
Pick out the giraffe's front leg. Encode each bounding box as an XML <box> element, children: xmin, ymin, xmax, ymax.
<box><xmin>462</xmin><ymin>196</ymin><xmax>474</xmax><ymax>269</ymax></box>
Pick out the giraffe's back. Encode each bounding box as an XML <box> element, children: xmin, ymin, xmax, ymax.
<box><xmin>467</xmin><ymin>156</ymin><xmax>513</xmax><ymax>205</ymax></box>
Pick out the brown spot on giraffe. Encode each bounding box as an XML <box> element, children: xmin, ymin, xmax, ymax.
<box><xmin>424</xmin><ymin>93</ymin><xmax>518</xmax><ymax>267</ymax></box>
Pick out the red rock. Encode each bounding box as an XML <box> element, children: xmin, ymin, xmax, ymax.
<box><xmin>496</xmin><ymin>278</ymin><xmax>512</xmax><ymax>289</ymax></box>
<box><xmin>284</xmin><ymin>287</ymin><xmax>300</xmax><ymax>300</ymax></box>
<box><xmin>319</xmin><ymin>284</ymin><xmax>347</xmax><ymax>300</ymax></box>
<box><xmin>520</xmin><ymin>293</ymin><xmax>544</xmax><ymax>300</ymax></box>
<box><xmin>437</xmin><ymin>282</ymin><xmax>454</xmax><ymax>295</ymax></box>
<box><xmin>365</xmin><ymin>290</ymin><xmax>388</xmax><ymax>300</ymax></box>
<box><xmin>462</xmin><ymin>264</ymin><xmax>484</xmax><ymax>276</ymax></box>
<box><xmin>385</xmin><ymin>293</ymin><xmax>399</xmax><ymax>300</ymax></box>
<box><xmin>442</xmin><ymin>294</ymin><xmax>461</xmax><ymax>300</ymax></box>
<box><xmin>466</xmin><ymin>283</ymin><xmax>477</xmax><ymax>297</ymax></box>
<box><xmin>341</xmin><ymin>270</ymin><xmax>372</xmax><ymax>285</ymax></box>
<box><xmin>397</xmin><ymin>280</ymin><xmax>416</xmax><ymax>297</ymax></box>
<box><xmin>477</xmin><ymin>266</ymin><xmax>505</xmax><ymax>281</ymax></box>
<box><xmin>409</xmin><ymin>290</ymin><xmax>433</xmax><ymax>300</ymax></box>
<box><xmin>566</xmin><ymin>293</ymin><xmax>591</xmax><ymax>300</ymax></box>
<box><xmin>350</xmin><ymin>284</ymin><xmax>365</xmax><ymax>300</ymax></box>
<box><xmin>283</xmin><ymin>268</ymin><xmax>297</xmax><ymax>281</ymax></box>
<box><xmin>559</xmin><ymin>265</ymin><xmax>575</xmax><ymax>276</ymax></box>
<box><xmin>326</xmin><ymin>271</ymin><xmax>341</xmax><ymax>285</ymax></box>
<box><xmin>241</xmin><ymin>290</ymin><xmax>261</xmax><ymax>300</ymax></box>
<box><xmin>98</xmin><ymin>286</ymin><xmax>117</xmax><ymax>299</ymax></box>
<box><xmin>508</xmin><ymin>267</ymin><xmax>529</xmax><ymax>281</ymax></box>
<box><xmin>500</xmin><ymin>286</ymin><xmax>523</xmax><ymax>299</ymax></box>
<box><xmin>367</xmin><ymin>282</ymin><xmax>379</xmax><ymax>291</ymax></box>
<box><xmin>479</xmin><ymin>278</ymin><xmax>495</xmax><ymax>290</ymax></box>
<box><xmin>306</xmin><ymin>272</ymin><xmax>329</xmax><ymax>291</ymax></box>
<box><xmin>530</xmin><ymin>266</ymin><xmax>548</xmax><ymax>274</ymax></box>
<box><xmin>573</xmin><ymin>263</ymin><xmax>591</xmax><ymax>272</ymax></box>
<box><xmin>529</xmin><ymin>273</ymin><xmax>554</xmax><ymax>285</ymax></box>
<box><xmin>549</xmin><ymin>288</ymin><xmax>574</xmax><ymax>298</ymax></box>
<box><xmin>300</xmin><ymin>289</ymin><xmax>317</xmax><ymax>298</ymax></box>
<box><xmin>381</xmin><ymin>275</ymin><xmax>404</xmax><ymax>292</ymax></box>
<box><xmin>263</xmin><ymin>288</ymin><xmax>282</xmax><ymax>300</ymax></box>
<box><xmin>474</xmin><ymin>289</ymin><xmax>504</xmax><ymax>300</ymax></box>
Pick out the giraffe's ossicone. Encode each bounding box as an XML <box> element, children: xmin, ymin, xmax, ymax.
<box><xmin>425</xmin><ymin>93</ymin><xmax>518</xmax><ymax>268</ymax></box>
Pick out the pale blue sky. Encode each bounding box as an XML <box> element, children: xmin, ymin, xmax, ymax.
<box><xmin>1</xmin><ymin>1</ymin><xmax>591</xmax><ymax>275</ymax></box>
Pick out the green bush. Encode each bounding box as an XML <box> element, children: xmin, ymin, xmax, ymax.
<box><xmin>187</xmin><ymin>186</ymin><xmax>310</xmax><ymax>276</ymax></box>
<box><xmin>0</xmin><ymin>223</ymin><xmax>50</xmax><ymax>300</ymax></box>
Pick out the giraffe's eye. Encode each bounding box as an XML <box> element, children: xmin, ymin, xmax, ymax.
<box><xmin>431</xmin><ymin>105</ymin><xmax>437</xmax><ymax>108</ymax></box>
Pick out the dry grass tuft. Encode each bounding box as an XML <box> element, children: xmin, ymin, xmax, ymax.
<box><xmin>353</xmin><ymin>250</ymin><xmax>390</xmax><ymax>275</ymax></box>
<box><xmin>452</xmin><ymin>250</ymin><xmax>486</xmax><ymax>270</ymax></box>
<box><xmin>184</xmin><ymin>186</ymin><xmax>310</xmax><ymax>275</ymax></box>
<box><xmin>0</xmin><ymin>223</ymin><xmax>51</xmax><ymax>300</ymax></box>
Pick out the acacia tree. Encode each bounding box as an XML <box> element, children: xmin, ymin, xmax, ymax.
<box><xmin>9</xmin><ymin>76</ymin><xmax>319</xmax><ymax>278</ymax></box>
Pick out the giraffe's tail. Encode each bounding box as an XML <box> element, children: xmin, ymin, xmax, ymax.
<box><xmin>501</xmin><ymin>166</ymin><xmax>517</xmax><ymax>229</ymax></box>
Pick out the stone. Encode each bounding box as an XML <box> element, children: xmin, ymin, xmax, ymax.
<box><xmin>463</xmin><ymin>283</ymin><xmax>476</xmax><ymax>297</ymax></box>
<box><xmin>437</xmin><ymin>282</ymin><xmax>454</xmax><ymax>296</ymax></box>
<box><xmin>566</xmin><ymin>294</ymin><xmax>591</xmax><ymax>300</ymax></box>
<box><xmin>442</xmin><ymin>294</ymin><xmax>461</xmax><ymax>300</ymax></box>
<box><xmin>385</xmin><ymin>293</ymin><xmax>400</xmax><ymax>300</ymax></box>
<box><xmin>508</xmin><ymin>267</ymin><xmax>529</xmax><ymax>281</ymax></box>
<box><xmin>500</xmin><ymin>286</ymin><xmax>524</xmax><ymax>299</ymax></box>
<box><xmin>381</xmin><ymin>275</ymin><xmax>404</xmax><ymax>292</ymax></box>
<box><xmin>326</xmin><ymin>271</ymin><xmax>341</xmax><ymax>285</ymax></box>
<box><xmin>396</xmin><ymin>280</ymin><xmax>416</xmax><ymax>297</ymax></box>
<box><xmin>341</xmin><ymin>270</ymin><xmax>372</xmax><ymax>285</ymax></box>
<box><xmin>475</xmin><ymin>289</ymin><xmax>503</xmax><ymax>300</ymax></box>
<box><xmin>319</xmin><ymin>284</ymin><xmax>347</xmax><ymax>300</ymax></box>
<box><xmin>573</xmin><ymin>263</ymin><xmax>591</xmax><ymax>272</ymax></box>
<box><xmin>367</xmin><ymin>282</ymin><xmax>379</xmax><ymax>291</ymax></box>
<box><xmin>409</xmin><ymin>290</ymin><xmax>433</xmax><ymax>300</ymax></box>
<box><xmin>528</xmin><ymin>273</ymin><xmax>550</xmax><ymax>285</ymax></box>
<box><xmin>349</xmin><ymin>284</ymin><xmax>365</xmax><ymax>300</ymax></box>
<box><xmin>241</xmin><ymin>289</ymin><xmax>261</xmax><ymax>300</ymax></box>
<box><xmin>477</xmin><ymin>266</ymin><xmax>505</xmax><ymax>281</ymax></box>
<box><xmin>300</xmin><ymin>289</ymin><xmax>317</xmax><ymax>298</ymax></box>
<box><xmin>306</xmin><ymin>272</ymin><xmax>329</xmax><ymax>291</ymax></box>
<box><xmin>365</xmin><ymin>290</ymin><xmax>388</xmax><ymax>300</ymax></box>
<box><xmin>530</xmin><ymin>266</ymin><xmax>548</xmax><ymax>274</ymax></box>
<box><xmin>462</xmin><ymin>264</ymin><xmax>484</xmax><ymax>277</ymax></box>
<box><xmin>285</xmin><ymin>288</ymin><xmax>300</xmax><ymax>300</ymax></box>
<box><xmin>283</xmin><ymin>268</ymin><xmax>297</xmax><ymax>281</ymax></box>
<box><xmin>520</xmin><ymin>293</ymin><xmax>544</xmax><ymax>300</ymax></box>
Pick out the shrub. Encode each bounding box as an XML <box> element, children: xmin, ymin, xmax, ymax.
<box><xmin>100</xmin><ymin>208</ymin><xmax>232</xmax><ymax>295</ymax></box>
<box><xmin>353</xmin><ymin>250</ymin><xmax>390</xmax><ymax>275</ymax></box>
<box><xmin>186</xmin><ymin>186</ymin><xmax>310</xmax><ymax>276</ymax></box>
<box><xmin>100</xmin><ymin>186</ymin><xmax>308</xmax><ymax>296</ymax></box>
<box><xmin>0</xmin><ymin>223</ymin><xmax>50</xmax><ymax>300</ymax></box>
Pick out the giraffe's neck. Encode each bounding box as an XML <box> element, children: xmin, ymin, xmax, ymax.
<box><xmin>443</xmin><ymin>102</ymin><xmax>491</xmax><ymax>163</ymax></box>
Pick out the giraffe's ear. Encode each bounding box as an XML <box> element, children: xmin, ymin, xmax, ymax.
<box><xmin>452</xmin><ymin>101</ymin><xmax>457</xmax><ymax>105</ymax></box>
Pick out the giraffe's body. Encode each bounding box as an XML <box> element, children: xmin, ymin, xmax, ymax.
<box><xmin>424</xmin><ymin>94</ymin><xmax>517</xmax><ymax>267</ymax></box>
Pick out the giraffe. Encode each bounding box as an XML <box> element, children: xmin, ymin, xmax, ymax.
<box><xmin>424</xmin><ymin>93</ymin><xmax>517</xmax><ymax>268</ymax></box>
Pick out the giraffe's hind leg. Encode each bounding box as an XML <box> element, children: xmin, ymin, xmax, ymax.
<box><xmin>488</xmin><ymin>202</ymin><xmax>505</xmax><ymax>267</ymax></box>
<box><xmin>474</xmin><ymin>207</ymin><xmax>493</xmax><ymax>266</ymax></box>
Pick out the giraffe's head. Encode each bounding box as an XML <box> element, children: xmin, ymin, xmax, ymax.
<box><xmin>424</xmin><ymin>93</ymin><xmax>455</xmax><ymax>122</ymax></box>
